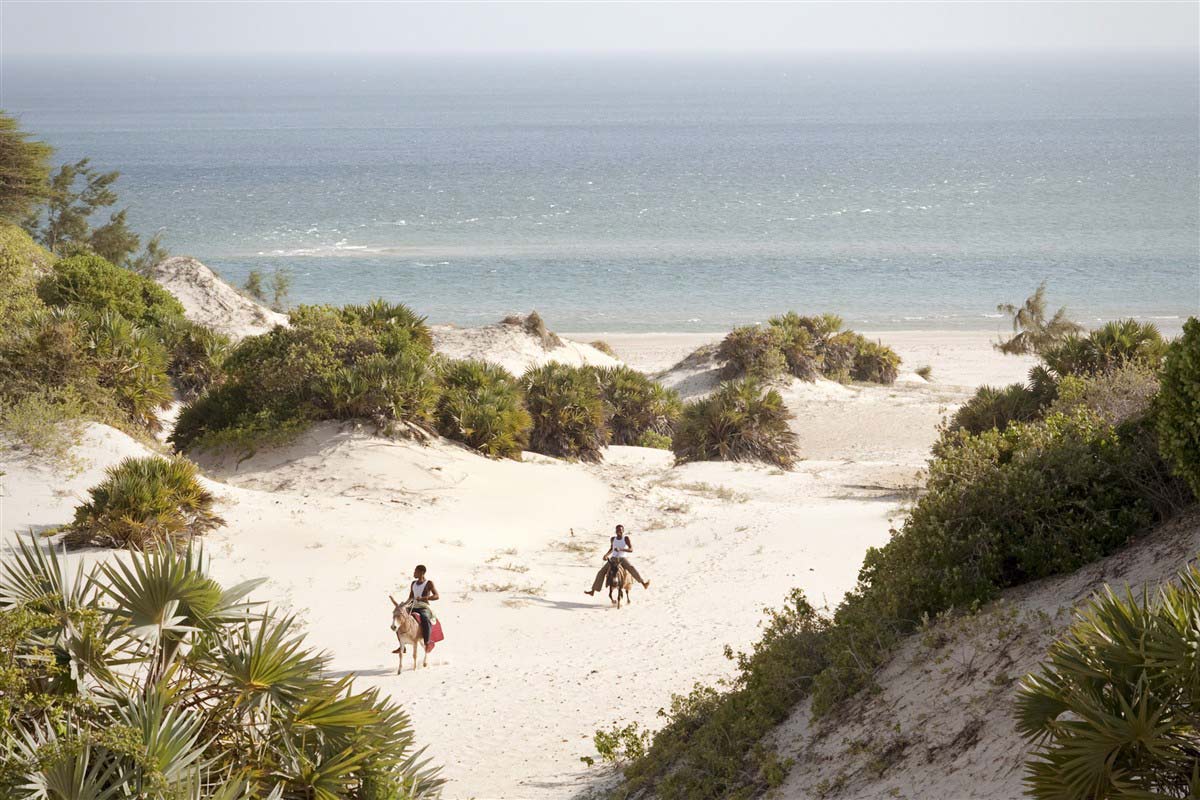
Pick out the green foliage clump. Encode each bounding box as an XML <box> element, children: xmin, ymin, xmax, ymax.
<box><xmin>1043</xmin><ymin>319</ymin><xmax>1167</xmax><ymax>378</ymax></box>
<box><xmin>589</xmin><ymin>339</ymin><xmax>617</xmax><ymax>358</ymax></box>
<box><xmin>1016</xmin><ymin>563</ymin><xmax>1200</xmax><ymax>799</ymax></box>
<box><xmin>592</xmin><ymin>722</ymin><xmax>652</xmax><ymax>765</ymax></box>
<box><xmin>717</xmin><ymin>325</ymin><xmax>788</xmax><ymax>381</ymax></box>
<box><xmin>673</xmin><ymin>379</ymin><xmax>798</xmax><ymax>468</ymax></box>
<box><xmin>594</xmin><ymin>365</ymin><xmax>682</xmax><ymax>446</ymax></box>
<box><xmin>0</xmin><ymin>225</ymin><xmax>54</xmax><ymax>332</ymax></box>
<box><xmin>613</xmin><ymin>591</ymin><xmax>828</xmax><ymax>799</ymax></box>
<box><xmin>635</xmin><ymin>430</ymin><xmax>673</xmax><ymax>450</ymax></box>
<box><xmin>172</xmin><ymin>301</ymin><xmax>434</xmax><ymax>453</ymax></box>
<box><xmin>943</xmin><ymin>382</ymin><xmax>1051</xmax><ymax>439</ymax></box>
<box><xmin>0</xmin><ymin>113</ymin><xmax>53</xmax><ymax>223</ymax></box>
<box><xmin>849</xmin><ymin>336</ymin><xmax>901</xmax><ymax>384</ymax></box>
<box><xmin>1157</xmin><ymin>318</ymin><xmax>1200</xmax><ymax>496</ymax></box>
<box><xmin>520</xmin><ymin>362</ymin><xmax>608</xmax><ymax>462</ymax></box>
<box><xmin>767</xmin><ymin>312</ymin><xmax>822</xmax><ymax>381</ymax></box>
<box><xmin>64</xmin><ymin>455</ymin><xmax>223</xmax><ymax>550</ymax></box>
<box><xmin>157</xmin><ymin>316</ymin><xmax>232</xmax><ymax>400</ymax></box>
<box><xmin>0</xmin><ymin>539</ymin><xmax>443</xmax><ymax>799</ymax></box>
<box><xmin>37</xmin><ymin>253</ymin><xmax>185</xmax><ymax>328</ymax></box>
<box><xmin>436</xmin><ymin>359</ymin><xmax>531</xmax><ymax>459</ymax></box>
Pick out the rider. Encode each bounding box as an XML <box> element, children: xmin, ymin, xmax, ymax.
<box><xmin>585</xmin><ymin>524</ymin><xmax>650</xmax><ymax>596</ymax></box>
<box><xmin>407</xmin><ymin>565</ymin><xmax>440</xmax><ymax>645</ymax></box>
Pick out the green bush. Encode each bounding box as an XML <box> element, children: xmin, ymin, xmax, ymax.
<box><xmin>521</xmin><ymin>362</ymin><xmax>608</xmax><ymax>462</ymax></box>
<box><xmin>589</xmin><ymin>339</ymin><xmax>617</xmax><ymax>357</ymax></box>
<box><xmin>0</xmin><ymin>387</ymin><xmax>86</xmax><ymax>466</ymax></box>
<box><xmin>821</xmin><ymin>330</ymin><xmax>860</xmax><ymax>381</ymax></box>
<box><xmin>0</xmin><ymin>540</ymin><xmax>443</xmax><ymax>799</ymax></box>
<box><xmin>88</xmin><ymin>311</ymin><xmax>174</xmax><ymax>431</ymax></box>
<box><xmin>63</xmin><ymin>455</ymin><xmax>224</xmax><ymax>550</ymax></box>
<box><xmin>767</xmin><ymin>313</ymin><xmax>821</xmax><ymax>381</ymax></box>
<box><xmin>1043</xmin><ymin>319</ymin><xmax>1167</xmax><ymax>378</ymax></box>
<box><xmin>37</xmin><ymin>253</ymin><xmax>185</xmax><ymax>328</ymax></box>
<box><xmin>1157</xmin><ymin>319</ymin><xmax>1200</xmax><ymax>496</ymax></box>
<box><xmin>1050</xmin><ymin>360</ymin><xmax>1160</xmax><ymax>426</ymax></box>
<box><xmin>156</xmin><ymin>315</ymin><xmax>231</xmax><ymax>400</ymax></box>
<box><xmin>1016</xmin><ymin>563</ymin><xmax>1200</xmax><ymax>799</ymax></box>
<box><xmin>943</xmin><ymin>382</ymin><xmax>1049</xmax><ymax>439</ymax></box>
<box><xmin>717</xmin><ymin>325</ymin><xmax>788</xmax><ymax>381</ymax></box>
<box><xmin>635</xmin><ymin>430</ymin><xmax>673</xmax><ymax>450</ymax></box>
<box><xmin>172</xmin><ymin>301</ymin><xmax>435</xmax><ymax>453</ymax></box>
<box><xmin>0</xmin><ymin>225</ymin><xmax>54</xmax><ymax>335</ymax></box>
<box><xmin>850</xmin><ymin>336</ymin><xmax>901</xmax><ymax>384</ymax></box>
<box><xmin>594</xmin><ymin>365</ymin><xmax>682</xmax><ymax>446</ymax></box>
<box><xmin>436</xmin><ymin>359</ymin><xmax>531</xmax><ymax>459</ymax></box>
<box><xmin>673</xmin><ymin>379</ymin><xmax>798</xmax><ymax>469</ymax></box>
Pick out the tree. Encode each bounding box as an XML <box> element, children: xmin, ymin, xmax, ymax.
<box><xmin>25</xmin><ymin>157</ymin><xmax>142</xmax><ymax>265</ymax></box>
<box><xmin>0</xmin><ymin>112</ymin><xmax>53</xmax><ymax>223</ymax></box>
<box><xmin>996</xmin><ymin>282</ymin><xmax>1083</xmax><ymax>356</ymax></box>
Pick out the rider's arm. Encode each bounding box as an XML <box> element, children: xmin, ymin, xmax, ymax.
<box><xmin>423</xmin><ymin>581</ymin><xmax>440</xmax><ymax>602</ymax></box>
<box><xmin>625</xmin><ymin>536</ymin><xmax>633</xmax><ymax>553</ymax></box>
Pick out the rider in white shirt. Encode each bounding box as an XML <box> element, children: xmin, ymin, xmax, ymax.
<box><xmin>585</xmin><ymin>524</ymin><xmax>650</xmax><ymax>596</ymax></box>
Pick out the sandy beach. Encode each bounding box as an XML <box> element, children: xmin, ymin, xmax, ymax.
<box><xmin>0</xmin><ymin>321</ymin><xmax>1042</xmax><ymax>799</ymax></box>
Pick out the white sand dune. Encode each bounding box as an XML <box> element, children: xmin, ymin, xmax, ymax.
<box><xmin>431</xmin><ymin>320</ymin><xmax>621</xmax><ymax>377</ymax></box>
<box><xmin>0</xmin><ymin>328</ymin><xmax>1052</xmax><ymax>799</ymax></box>
<box><xmin>151</xmin><ymin>256</ymin><xmax>288</xmax><ymax>340</ymax></box>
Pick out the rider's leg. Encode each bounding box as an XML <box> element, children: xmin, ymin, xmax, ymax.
<box><xmin>618</xmin><ymin>558</ymin><xmax>649</xmax><ymax>586</ymax></box>
<box><xmin>586</xmin><ymin>563</ymin><xmax>608</xmax><ymax>594</ymax></box>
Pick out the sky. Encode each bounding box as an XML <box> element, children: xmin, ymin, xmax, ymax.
<box><xmin>2</xmin><ymin>1</ymin><xmax>1197</xmax><ymax>57</ymax></box>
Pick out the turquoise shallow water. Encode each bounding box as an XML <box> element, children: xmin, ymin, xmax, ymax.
<box><xmin>5</xmin><ymin>55</ymin><xmax>1197</xmax><ymax>331</ymax></box>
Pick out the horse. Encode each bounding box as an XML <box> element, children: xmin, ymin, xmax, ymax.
<box><xmin>606</xmin><ymin>561</ymin><xmax>634</xmax><ymax>609</ymax></box>
<box><xmin>389</xmin><ymin>595</ymin><xmax>428</xmax><ymax>674</ymax></box>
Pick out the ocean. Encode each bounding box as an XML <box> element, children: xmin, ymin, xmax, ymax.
<box><xmin>3</xmin><ymin>54</ymin><xmax>1197</xmax><ymax>332</ymax></box>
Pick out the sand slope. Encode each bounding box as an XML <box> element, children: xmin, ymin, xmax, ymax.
<box><xmin>150</xmin><ymin>256</ymin><xmax>288</xmax><ymax>340</ymax></box>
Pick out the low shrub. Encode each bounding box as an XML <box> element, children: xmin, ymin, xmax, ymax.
<box><xmin>943</xmin><ymin>382</ymin><xmax>1049</xmax><ymax>439</ymax></box>
<box><xmin>717</xmin><ymin>325</ymin><xmax>788</xmax><ymax>381</ymax></box>
<box><xmin>88</xmin><ymin>311</ymin><xmax>174</xmax><ymax>431</ymax></box>
<box><xmin>318</xmin><ymin>351</ymin><xmax>441</xmax><ymax>430</ymax></box>
<box><xmin>1050</xmin><ymin>360</ymin><xmax>1160</xmax><ymax>426</ymax></box>
<box><xmin>1016</xmin><ymin>563</ymin><xmax>1200</xmax><ymax>799</ymax></box>
<box><xmin>1042</xmin><ymin>319</ymin><xmax>1167</xmax><ymax>378</ymax></box>
<box><xmin>0</xmin><ymin>224</ymin><xmax>54</xmax><ymax>335</ymax></box>
<box><xmin>0</xmin><ymin>388</ymin><xmax>86</xmax><ymax>466</ymax></box>
<box><xmin>37</xmin><ymin>252</ymin><xmax>185</xmax><ymax>328</ymax></box>
<box><xmin>850</xmin><ymin>336</ymin><xmax>901</xmax><ymax>384</ymax></box>
<box><xmin>157</xmin><ymin>315</ymin><xmax>232</xmax><ymax>400</ymax></box>
<box><xmin>521</xmin><ymin>362</ymin><xmax>608</xmax><ymax>462</ymax></box>
<box><xmin>63</xmin><ymin>455</ymin><xmax>224</xmax><ymax>550</ymax></box>
<box><xmin>594</xmin><ymin>365</ymin><xmax>682</xmax><ymax>445</ymax></box>
<box><xmin>589</xmin><ymin>340</ymin><xmax>617</xmax><ymax>357</ymax></box>
<box><xmin>506</xmin><ymin>310</ymin><xmax>562</xmax><ymax>349</ymax></box>
<box><xmin>1157</xmin><ymin>318</ymin><xmax>1200</xmax><ymax>496</ymax></box>
<box><xmin>673</xmin><ymin>379</ymin><xmax>798</xmax><ymax>468</ymax></box>
<box><xmin>437</xmin><ymin>359</ymin><xmax>531</xmax><ymax>459</ymax></box>
<box><xmin>635</xmin><ymin>430</ymin><xmax>673</xmax><ymax>450</ymax></box>
<box><xmin>172</xmin><ymin>301</ymin><xmax>435</xmax><ymax>453</ymax></box>
<box><xmin>767</xmin><ymin>313</ymin><xmax>821</xmax><ymax>381</ymax></box>
<box><xmin>821</xmin><ymin>330</ymin><xmax>860</xmax><ymax>381</ymax></box>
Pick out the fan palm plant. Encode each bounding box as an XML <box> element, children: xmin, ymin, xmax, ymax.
<box><xmin>436</xmin><ymin>359</ymin><xmax>531</xmax><ymax>459</ymax></box>
<box><xmin>520</xmin><ymin>362</ymin><xmax>609</xmax><ymax>462</ymax></box>
<box><xmin>0</xmin><ymin>539</ymin><xmax>443</xmax><ymax>800</ymax></box>
<box><xmin>593</xmin><ymin>365</ymin><xmax>682</xmax><ymax>446</ymax></box>
<box><xmin>996</xmin><ymin>282</ymin><xmax>1083</xmax><ymax>356</ymax></box>
<box><xmin>1015</xmin><ymin>564</ymin><xmax>1200</xmax><ymax>799</ymax></box>
<box><xmin>673</xmin><ymin>379</ymin><xmax>798</xmax><ymax>468</ymax></box>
